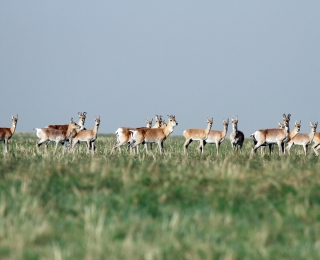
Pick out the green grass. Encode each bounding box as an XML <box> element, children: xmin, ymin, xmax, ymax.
<box><xmin>0</xmin><ymin>133</ymin><xmax>320</xmax><ymax>259</ymax></box>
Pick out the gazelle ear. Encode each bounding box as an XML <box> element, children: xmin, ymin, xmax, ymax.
<box><xmin>278</xmin><ymin>122</ymin><xmax>281</xmax><ymax>126</ymax></box>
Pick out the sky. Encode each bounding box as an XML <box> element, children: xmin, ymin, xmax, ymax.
<box><xmin>1</xmin><ymin>1</ymin><xmax>320</xmax><ymax>137</ymax></box>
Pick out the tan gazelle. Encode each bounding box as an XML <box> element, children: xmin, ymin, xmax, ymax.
<box><xmin>129</xmin><ymin>115</ymin><xmax>178</xmax><ymax>154</ymax></box>
<box><xmin>202</xmin><ymin>119</ymin><xmax>229</xmax><ymax>155</ymax></box>
<box><xmin>0</xmin><ymin>115</ymin><xmax>18</xmax><ymax>153</ymax></box>
<box><xmin>111</xmin><ymin>117</ymin><xmax>157</xmax><ymax>153</ymax></box>
<box><xmin>250</xmin><ymin>113</ymin><xmax>291</xmax><ymax>155</ymax></box>
<box><xmin>149</xmin><ymin>115</ymin><xmax>164</xmax><ymax>150</ymax></box>
<box><xmin>229</xmin><ymin>116</ymin><xmax>244</xmax><ymax>152</ymax></box>
<box><xmin>312</xmin><ymin>131</ymin><xmax>320</xmax><ymax>156</ymax></box>
<box><xmin>183</xmin><ymin>118</ymin><xmax>213</xmax><ymax>155</ymax></box>
<box><xmin>286</xmin><ymin>122</ymin><xmax>318</xmax><ymax>155</ymax></box>
<box><xmin>45</xmin><ymin>112</ymin><xmax>87</xmax><ymax>148</ymax></box>
<box><xmin>35</xmin><ymin>118</ymin><xmax>81</xmax><ymax>153</ymax></box>
<box><xmin>262</xmin><ymin>120</ymin><xmax>301</xmax><ymax>155</ymax></box>
<box><xmin>72</xmin><ymin>116</ymin><xmax>101</xmax><ymax>154</ymax></box>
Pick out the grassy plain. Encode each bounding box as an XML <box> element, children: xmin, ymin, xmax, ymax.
<box><xmin>0</xmin><ymin>133</ymin><xmax>320</xmax><ymax>259</ymax></box>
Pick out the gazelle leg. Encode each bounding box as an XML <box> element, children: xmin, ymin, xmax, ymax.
<box><xmin>183</xmin><ymin>139</ymin><xmax>193</xmax><ymax>155</ymax></box>
<box><xmin>312</xmin><ymin>143</ymin><xmax>320</xmax><ymax>156</ymax></box>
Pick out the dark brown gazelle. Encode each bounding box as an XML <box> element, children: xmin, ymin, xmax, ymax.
<box><xmin>229</xmin><ymin>116</ymin><xmax>245</xmax><ymax>152</ymax></box>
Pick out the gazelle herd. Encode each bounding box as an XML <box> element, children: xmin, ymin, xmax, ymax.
<box><xmin>0</xmin><ymin>112</ymin><xmax>320</xmax><ymax>156</ymax></box>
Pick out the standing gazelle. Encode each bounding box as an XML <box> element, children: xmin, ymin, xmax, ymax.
<box><xmin>229</xmin><ymin>116</ymin><xmax>244</xmax><ymax>152</ymax></box>
<box><xmin>202</xmin><ymin>119</ymin><xmax>229</xmax><ymax>155</ymax></box>
<box><xmin>0</xmin><ymin>115</ymin><xmax>18</xmax><ymax>153</ymax></box>
<box><xmin>250</xmin><ymin>113</ymin><xmax>291</xmax><ymax>155</ymax></box>
<box><xmin>263</xmin><ymin>120</ymin><xmax>301</xmax><ymax>155</ymax></box>
<box><xmin>72</xmin><ymin>116</ymin><xmax>100</xmax><ymax>154</ymax></box>
<box><xmin>312</xmin><ymin>131</ymin><xmax>320</xmax><ymax>156</ymax></box>
<box><xmin>286</xmin><ymin>122</ymin><xmax>318</xmax><ymax>155</ymax></box>
<box><xmin>111</xmin><ymin>117</ymin><xmax>159</xmax><ymax>153</ymax></box>
<box><xmin>46</xmin><ymin>112</ymin><xmax>87</xmax><ymax>148</ymax></box>
<box><xmin>183</xmin><ymin>118</ymin><xmax>213</xmax><ymax>155</ymax></box>
<box><xmin>35</xmin><ymin>118</ymin><xmax>81</xmax><ymax>153</ymax></box>
<box><xmin>129</xmin><ymin>115</ymin><xmax>178</xmax><ymax>154</ymax></box>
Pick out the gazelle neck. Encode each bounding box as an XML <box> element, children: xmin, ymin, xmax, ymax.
<box><xmin>222</xmin><ymin>124</ymin><xmax>228</xmax><ymax>137</ymax></box>
<box><xmin>232</xmin><ymin>123</ymin><xmax>238</xmax><ymax>132</ymax></box>
<box><xmin>10</xmin><ymin>122</ymin><xmax>17</xmax><ymax>134</ymax></box>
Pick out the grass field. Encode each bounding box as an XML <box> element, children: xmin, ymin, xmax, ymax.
<box><xmin>0</xmin><ymin>133</ymin><xmax>320</xmax><ymax>259</ymax></box>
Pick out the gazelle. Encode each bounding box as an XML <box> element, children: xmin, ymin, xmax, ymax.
<box><xmin>312</xmin><ymin>131</ymin><xmax>320</xmax><ymax>156</ymax></box>
<box><xmin>263</xmin><ymin>121</ymin><xmax>301</xmax><ymax>155</ymax></box>
<box><xmin>0</xmin><ymin>115</ymin><xmax>18</xmax><ymax>153</ymax></box>
<box><xmin>45</xmin><ymin>112</ymin><xmax>87</xmax><ymax>147</ymax></box>
<box><xmin>229</xmin><ymin>116</ymin><xmax>244</xmax><ymax>152</ymax></box>
<box><xmin>149</xmin><ymin>115</ymin><xmax>164</xmax><ymax>150</ymax></box>
<box><xmin>35</xmin><ymin>118</ymin><xmax>81</xmax><ymax>153</ymax></box>
<box><xmin>201</xmin><ymin>119</ymin><xmax>229</xmax><ymax>155</ymax></box>
<box><xmin>129</xmin><ymin>115</ymin><xmax>178</xmax><ymax>154</ymax></box>
<box><xmin>183</xmin><ymin>118</ymin><xmax>213</xmax><ymax>155</ymax></box>
<box><xmin>111</xmin><ymin>117</ymin><xmax>160</xmax><ymax>153</ymax></box>
<box><xmin>250</xmin><ymin>113</ymin><xmax>291</xmax><ymax>155</ymax></box>
<box><xmin>286</xmin><ymin>122</ymin><xmax>318</xmax><ymax>155</ymax></box>
<box><xmin>72</xmin><ymin>116</ymin><xmax>100</xmax><ymax>154</ymax></box>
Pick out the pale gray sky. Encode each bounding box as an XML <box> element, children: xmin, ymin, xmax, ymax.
<box><xmin>1</xmin><ymin>1</ymin><xmax>319</xmax><ymax>136</ymax></box>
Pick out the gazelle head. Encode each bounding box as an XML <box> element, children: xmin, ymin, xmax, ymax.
<box><xmin>294</xmin><ymin>120</ymin><xmax>301</xmax><ymax>132</ymax></box>
<box><xmin>78</xmin><ymin>112</ymin><xmax>87</xmax><ymax>127</ymax></box>
<box><xmin>94</xmin><ymin>116</ymin><xmax>101</xmax><ymax>127</ymax></box>
<box><xmin>278</xmin><ymin>122</ymin><xmax>285</xmax><ymax>129</ymax></box>
<box><xmin>146</xmin><ymin>118</ymin><xmax>153</xmax><ymax>128</ymax></box>
<box><xmin>283</xmin><ymin>113</ymin><xmax>291</xmax><ymax>127</ymax></box>
<box><xmin>167</xmin><ymin>115</ymin><xmax>178</xmax><ymax>127</ymax></box>
<box><xmin>207</xmin><ymin>118</ymin><xmax>213</xmax><ymax>128</ymax></box>
<box><xmin>231</xmin><ymin>116</ymin><xmax>238</xmax><ymax>125</ymax></box>
<box><xmin>11</xmin><ymin>115</ymin><xmax>18</xmax><ymax>126</ymax></box>
<box><xmin>310</xmin><ymin>122</ymin><xmax>318</xmax><ymax>133</ymax></box>
<box><xmin>223</xmin><ymin>118</ymin><xmax>229</xmax><ymax>129</ymax></box>
<box><xmin>155</xmin><ymin>115</ymin><xmax>163</xmax><ymax>128</ymax></box>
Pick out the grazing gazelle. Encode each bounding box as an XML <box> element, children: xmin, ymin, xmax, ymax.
<box><xmin>111</xmin><ymin>117</ymin><xmax>159</xmax><ymax>153</ymax></box>
<box><xmin>229</xmin><ymin>116</ymin><xmax>244</xmax><ymax>152</ymax></box>
<box><xmin>201</xmin><ymin>119</ymin><xmax>229</xmax><ymax>155</ymax></box>
<box><xmin>183</xmin><ymin>118</ymin><xmax>213</xmax><ymax>155</ymax></box>
<box><xmin>263</xmin><ymin>120</ymin><xmax>301</xmax><ymax>155</ymax></box>
<box><xmin>72</xmin><ymin>116</ymin><xmax>101</xmax><ymax>154</ymax></box>
<box><xmin>0</xmin><ymin>115</ymin><xmax>18</xmax><ymax>153</ymax></box>
<box><xmin>35</xmin><ymin>118</ymin><xmax>81</xmax><ymax>153</ymax></box>
<box><xmin>286</xmin><ymin>122</ymin><xmax>318</xmax><ymax>155</ymax></box>
<box><xmin>312</xmin><ymin>131</ymin><xmax>320</xmax><ymax>156</ymax></box>
<box><xmin>129</xmin><ymin>115</ymin><xmax>178</xmax><ymax>154</ymax></box>
<box><xmin>250</xmin><ymin>113</ymin><xmax>291</xmax><ymax>155</ymax></box>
